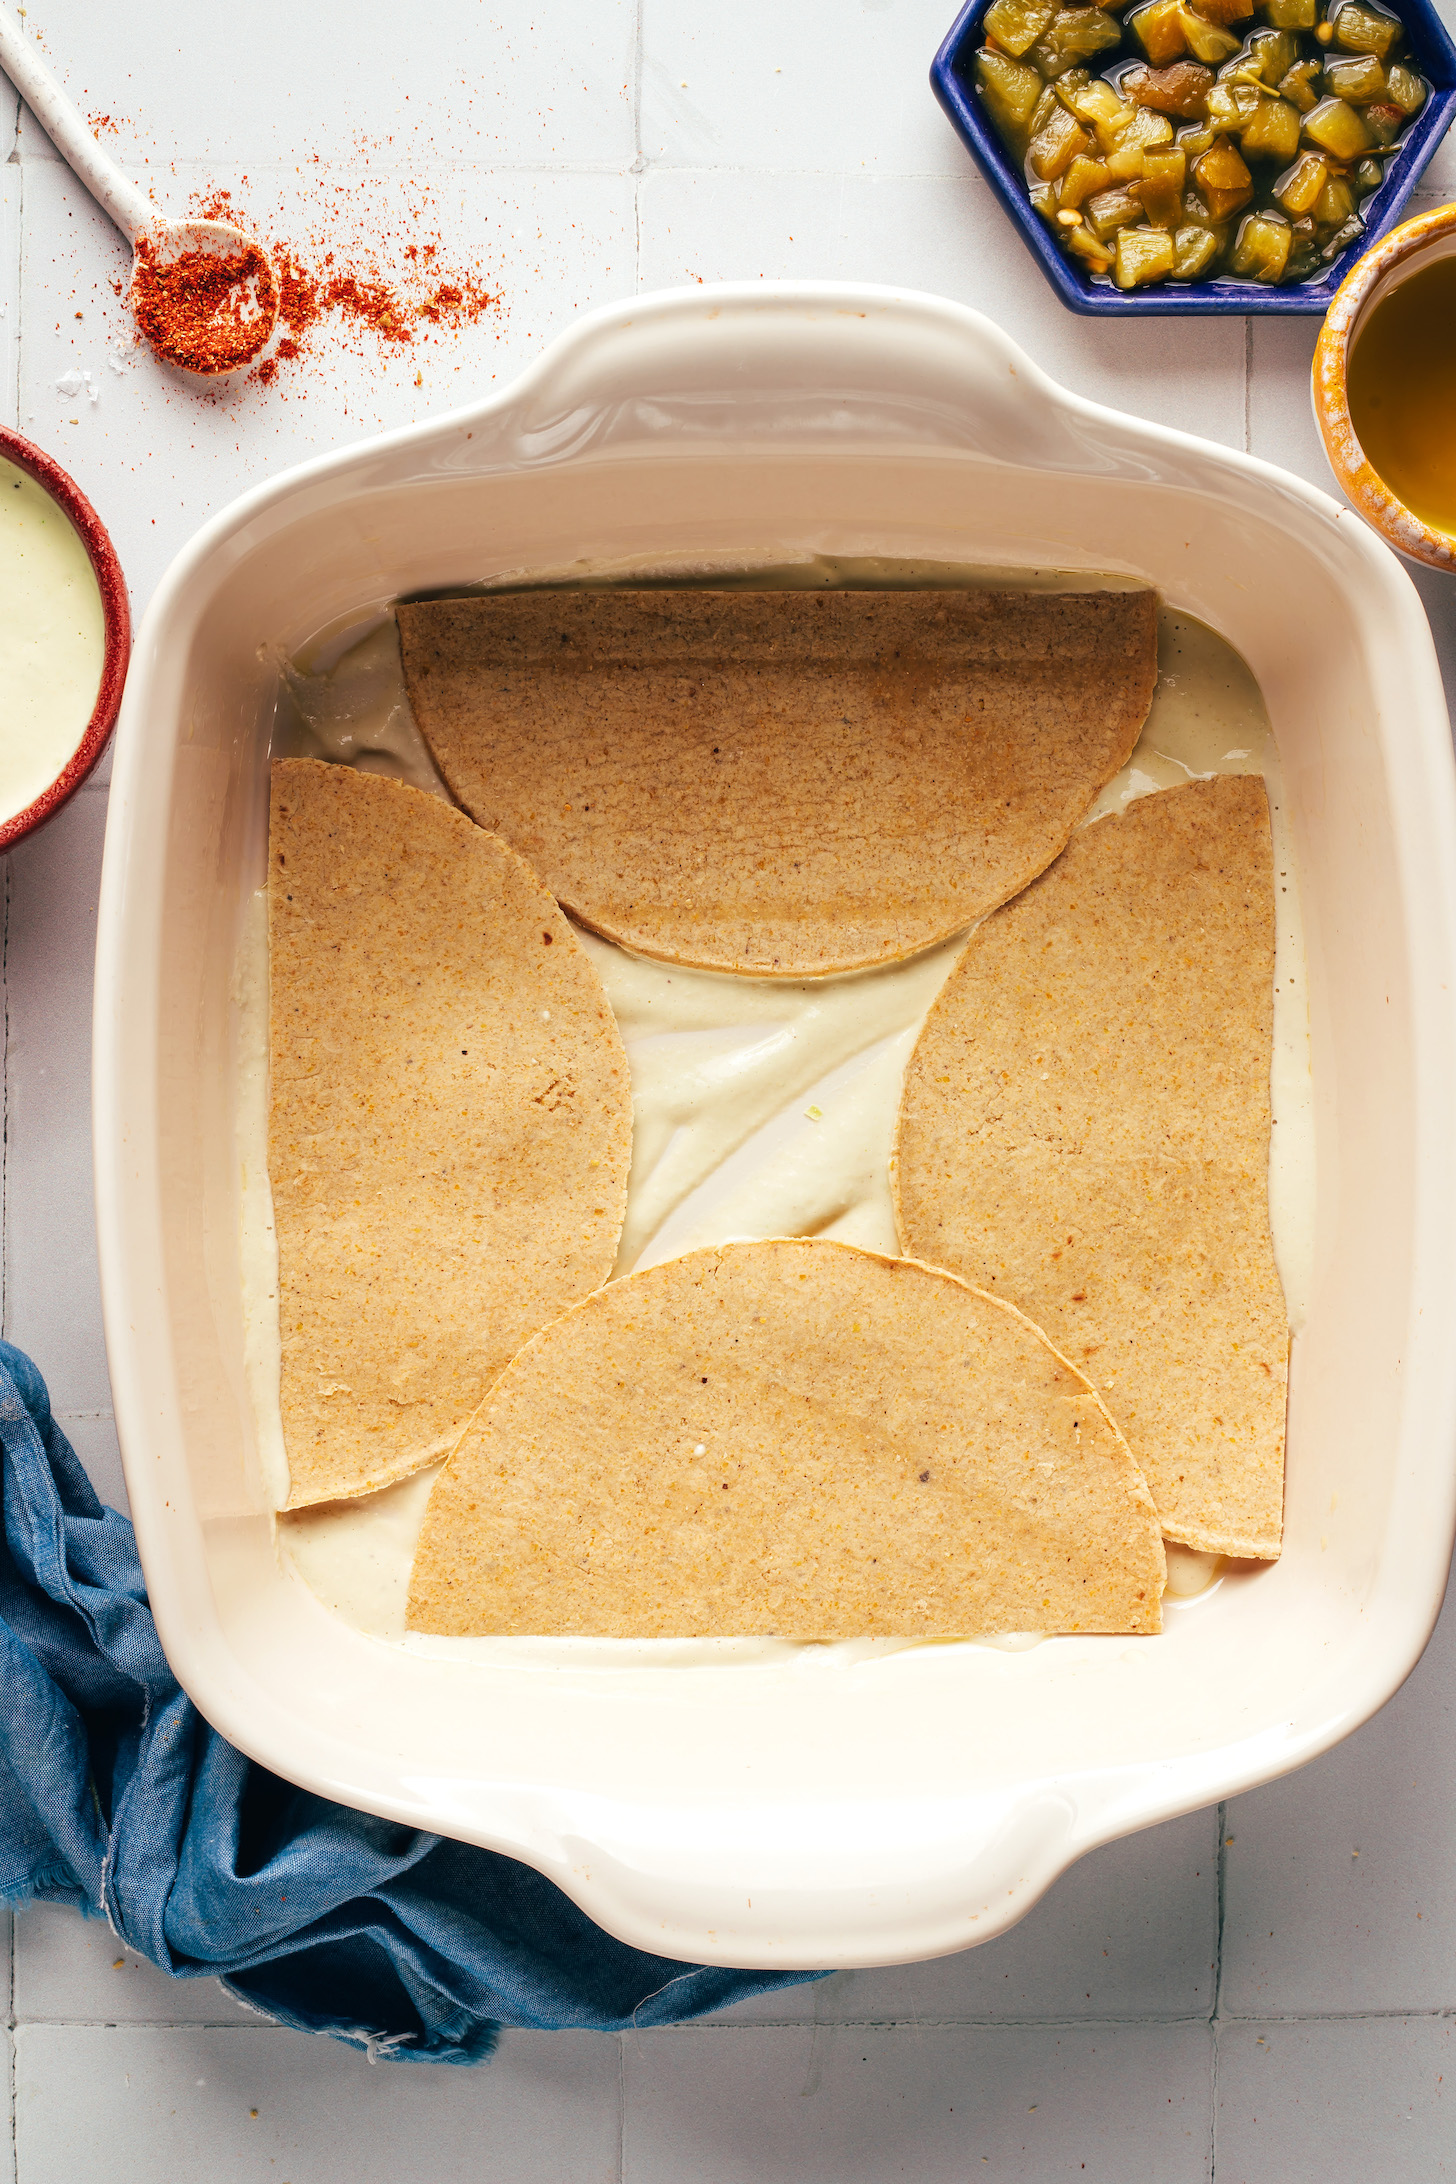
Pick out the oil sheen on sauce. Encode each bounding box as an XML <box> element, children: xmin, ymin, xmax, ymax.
<box><xmin>248</xmin><ymin>562</ymin><xmax>1314</xmax><ymax>1666</ymax></box>
<box><xmin>1347</xmin><ymin>253</ymin><xmax>1456</xmax><ymax>541</ymax></box>
<box><xmin>0</xmin><ymin>459</ymin><xmax>105</xmax><ymax>825</ymax></box>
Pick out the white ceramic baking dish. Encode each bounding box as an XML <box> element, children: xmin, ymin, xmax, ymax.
<box><xmin>94</xmin><ymin>283</ymin><xmax>1456</xmax><ymax>1971</ymax></box>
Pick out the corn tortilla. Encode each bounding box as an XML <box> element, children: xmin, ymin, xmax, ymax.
<box><xmin>395</xmin><ymin>588</ymin><xmax>1159</xmax><ymax>977</ymax></box>
<box><xmin>269</xmin><ymin>759</ymin><xmax>633</xmax><ymax>1508</ymax></box>
<box><xmin>406</xmin><ymin>1238</ymin><xmax>1166</xmax><ymax>1638</ymax></box>
<box><xmin>893</xmin><ymin>776</ymin><xmax>1288</xmax><ymax>1559</ymax></box>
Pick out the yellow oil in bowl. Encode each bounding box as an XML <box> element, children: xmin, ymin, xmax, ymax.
<box><xmin>1347</xmin><ymin>254</ymin><xmax>1456</xmax><ymax>544</ymax></box>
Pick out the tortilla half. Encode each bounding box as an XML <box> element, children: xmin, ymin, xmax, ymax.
<box><xmin>893</xmin><ymin>776</ymin><xmax>1288</xmax><ymax>1560</ymax></box>
<box><xmin>396</xmin><ymin>588</ymin><xmax>1159</xmax><ymax>977</ymax></box>
<box><xmin>269</xmin><ymin>759</ymin><xmax>632</xmax><ymax>1508</ymax></box>
<box><xmin>406</xmin><ymin>1238</ymin><xmax>1165</xmax><ymax>1638</ymax></box>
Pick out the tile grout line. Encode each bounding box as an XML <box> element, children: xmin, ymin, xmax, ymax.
<box><xmin>17</xmin><ymin>2000</ymin><xmax>1456</xmax><ymax>2035</ymax></box>
<box><xmin>1213</xmin><ymin>1799</ymin><xmax>1228</xmax><ymax>2024</ymax></box>
<box><xmin>623</xmin><ymin>160</ymin><xmax>976</xmax><ymax>180</ymax></box>
<box><xmin>2</xmin><ymin>2011</ymin><xmax>1220</xmax><ymax>2032</ymax></box>
<box><xmin>1208</xmin><ymin>1989</ymin><xmax>1221</xmax><ymax>2180</ymax></box>
<box><xmin>3</xmin><ymin>132</ymin><xmax>17</xmax><ymax>430</ymax></box>
<box><xmin>1</xmin><ymin>851</ymin><xmax>10</xmax><ymax>1349</ymax></box>
<box><xmin>1206</xmin><ymin>2004</ymin><xmax>1456</xmax><ymax>2025</ymax></box>
<box><xmin>0</xmin><ymin>216</ymin><xmax>15</xmax><ymax>2184</ymax></box>
<box><xmin>8</xmin><ymin>1915</ymin><xmax>15</xmax><ymax>2184</ymax></box>
<box><xmin>638</xmin><ymin>2012</ymin><xmax>1227</xmax><ymax>2031</ymax></box>
<box><xmin>1210</xmin><ymin>1799</ymin><xmax>1228</xmax><ymax>2180</ymax></box>
<box><xmin>14</xmin><ymin>2000</ymin><xmax>1456</xmax><ymax>2035</ymax></box>
<box><xmin>11</xmin><ymin>151</ymin><xmax>646</xmax><ymax>177</ymax></box>
<box><xmin>635</xmin><ymin>2002</ymin><xmax>1456</xmax><ymax>2028</ymax></box>
<box><xmin>632</xmin><ymin>0</ymin><xmax>645</xmax><ymax>289</ymax></box>
<box><xmin>616</xmin><ymin>2029</ymin><xmax>626</xmax><ymax>2183</ymax></box>
<box><xmin>1208</xmin><ymin>2020</ymin><xmax>1220</xmax><ymax>2183</ymax></box>
<box><xmin>1</xmin><ymin>152</ymin><xmax>12</xmax><ymax>1329</ymax></box>
<box><xmin>14</xmin><ymin>2000</ymin><xmax>1456</xmax><ymax>2032</ymax></box>
<box><xmin>0</xmin><ymin>148</ymin><xmax>987</xmax><ymax>180</ymax></box>
<box><xmin>1242</xmin><ymin>318</ymin><xmax>1252</xmax><ymax>455</ymax></box>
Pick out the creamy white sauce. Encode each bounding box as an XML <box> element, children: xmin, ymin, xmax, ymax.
<box><xmin>0</xmin><ymin>458</ymin><xmax>105</xmax><ymax>824</ymax></box>
<box><xmin>587</xmin><ymin>936</ymin><xmax>965</xmax><ymax>1276</ymax></box>
<box><xmin>251</xmin><ymin>567</ymin><xmax>1314</xmax><ymax>1656</ymax></box>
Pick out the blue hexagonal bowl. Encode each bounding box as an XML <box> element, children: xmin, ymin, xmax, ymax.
<box><xmin>931</xmin><ymin>0</ymin><xmax>1456</xmax><ymax>312</ymax></box>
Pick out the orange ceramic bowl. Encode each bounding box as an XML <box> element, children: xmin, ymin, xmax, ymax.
<box><xmin>1313</xmin><ymin>202</ymin><xmax>1456</xmax><ymax>576</ymax></box>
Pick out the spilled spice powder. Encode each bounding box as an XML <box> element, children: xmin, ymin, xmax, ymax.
<box><xmin>188</xmin><ymin>188</ymin><xmax>500</xmax><ymax>389</ymax></box>
<box><xmin>130</xmin><ymin>236</ymin><xmax>278</xmax><ymax>376</ymax></box>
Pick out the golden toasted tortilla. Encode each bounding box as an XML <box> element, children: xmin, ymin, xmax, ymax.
<box><xmin>406</xmin><ymin>1238</ymin><xmax>1166</xmax><ymax>1638</ymax></box>
<box><xmin>395</xmin><ymin>588</ymin><xmax>1159</xmax><ymax>977</ymax></box>
<box><xmin>893</xmin><ymin>776</ymin><xmax>1288</xmax><ymax>1560</ymax></box>
<box><xmin>268</xmin><ymin>759</ymin><xmax>632</xmax><ymax>1508</ymax></box>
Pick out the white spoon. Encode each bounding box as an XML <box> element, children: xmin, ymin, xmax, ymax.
<box><xmin>0</xmin><ymin>3</ymin><xmax>277</xmax><ymax>376</ymax></box>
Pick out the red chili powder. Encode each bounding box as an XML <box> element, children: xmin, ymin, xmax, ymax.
<box><xmin>186</xmin><ymin>187</ymin><xmax>500</xmax><ymax>388</ymax></box>
<box><xmin>273</xmin><ymin>246</ymin><xmax>496</xmax><ymax>346</ymax></box>
<box><xmin>130</xmin><ymin>237</ymin><xmax>279</xmax><ymax>375</ymax></box>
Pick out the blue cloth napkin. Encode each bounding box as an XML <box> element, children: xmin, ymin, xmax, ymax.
<box><xmin>0</xmin><ymin>1342</ymin><xmax>820</xmax><ymax>2062</ymax></box>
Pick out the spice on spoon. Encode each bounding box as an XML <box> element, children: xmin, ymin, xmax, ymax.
<box><xmin>129</xmin><ymin>233</ymin><xmax>280</xmax><ymax>376</ymax></box>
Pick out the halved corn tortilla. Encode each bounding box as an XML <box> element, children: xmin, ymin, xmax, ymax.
<box><xmin>396</xmin><ymin>587</ymin><xmax>1159</xmax><ymax>977</ymax></box>
<box><xmin>893</xmin><ymin>776</ymin><xmax>1288</xmax><ymax>1559</ymax></box>
<box><xmin>269</xmin><ymin>759</ymin><xmax>632</xmax><ymax>1508</ymax></box>
<box><xmin>406</xmin><ymin>1237</ymin><xmax>1166</xmax><ymax>1637</ymax></box>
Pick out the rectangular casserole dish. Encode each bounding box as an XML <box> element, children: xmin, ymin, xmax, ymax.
<box><xmin>94</xmin><ymin>282</ymin><xmax>1456</xmax><ymax>1969</ymax></box>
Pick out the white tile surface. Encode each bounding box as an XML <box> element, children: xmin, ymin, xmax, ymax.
<box><xmin>1215</xmin><ymin>2018</ymin><xmax>1456</xmax><ymax>2182</ymax></box>
<box><xmin>1418</xmin><ymin>71</ymin><xmax>1456</xmax><ymax>194</ymax></box>
<box><xmin>624</xmin><ymin>2022</ymin><xmax>1213</xmax><ymax>2182</ymax></box>
<box><xmin>50</xmin><ymin>1411</ymin><xmax>127</xmax><ymax>1513</ymax></box>
<box><xmin>1246</xmin><ymin>316</ymin><xmax>1325</xmax><ymax>489</ymax></box>
<box><xmin>0</xmin><ymin>2032</ymin><xmax>13</xmax><ymax>2184</ymax></box>
<box><xmin>638</xmin><ymin>168</ymin><xmax>1248</xmax><ymax>446</ymax></box>
<box><xmin>13</xmin><ymin>0</ymin><xmax>636</xmax><ymax>168</ymax></box>
<box><xmin>1</xmin><ymin>164</ymin><xmax>18</xmax><ymax>424</ymax></box>
<box><xmin>14</xmin><ymin>1905</ymin><xmax>252</xmax><ymax>2027</ymax></box>
<box><xmin>3</xmin><ymin>784</ymin><xmax>108</xmax><ymax>1415</ymax></box>
<box><xmin>1220</xmin><ymin>1564</ymin><xmax>1456</xmax><ymax>2017</ymax></box>
<box><xmin>12</xmin><ymin>2024</ymin><xmax>620</xmax><ymax>2184</ymax></box>
<box><xmin>708</xmin><ymin>1809</ymin><xmax>1218</xmax><ymax>2024</ymax></box>
<box><xmin>640</xmin><ymin>0</ymin><xmax>966</xmax><ymax>173</ymax></box>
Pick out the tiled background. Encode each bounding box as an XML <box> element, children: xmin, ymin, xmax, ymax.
<box><xmin>4</xmin><ymin>3</ymin><xmax>1456</xmax><ymax>2176</ymax></box>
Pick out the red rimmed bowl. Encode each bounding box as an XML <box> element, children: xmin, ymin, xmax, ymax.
<box><xmin>0</xmin><ymin>425</ymin><xmax>130</xmax><ymax>851</ymax></box>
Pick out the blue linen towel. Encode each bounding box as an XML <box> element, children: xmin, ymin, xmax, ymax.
<box><xmin>0</xmin><ymin>1341</ymin><xmax>821</xmax><ymax>2062</ymax></box>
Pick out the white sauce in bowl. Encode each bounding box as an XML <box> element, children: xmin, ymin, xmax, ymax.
<box><xmin>245</xmin><ymin>564</ymin><xmax>1314</xmax><ymax>1661</ymax></box>
<box><xmin>0</xmin><ymin>458</ymin><xmax>105</xmax><ymax>824</ymax></box>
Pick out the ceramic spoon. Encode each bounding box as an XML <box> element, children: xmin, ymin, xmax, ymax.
<box><xmin>0</xmin><ymin>3</ymin><xmax>277</xmax><ymax>376</ymax></box>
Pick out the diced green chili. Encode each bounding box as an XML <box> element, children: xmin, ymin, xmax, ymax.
<box><xmin>1331</xmin><ymin>1</ymin><xmax>1400</xmax><ymax>57</ymax></box>
<box><xmin>1302</xmin><ymin>92</ymin><xmax>1373</xmax><ymax>154</ymax></box>
<box><xmin>1114</xmin><ymin>224</ymin><xmax>1178</xmax><ymax>282</ymax></box>
<box><xmin>984</xmin><ymin>0</ymin><xmax>1058</xmax><ymax>57</ymax></box>
<box><xmin>972</xmin><ymin>0</ymin><xmax>1427</xmax><ymax>289</ymax></box>
<box><xmin>1229</xmin><ymin>209</ymin><xmax>1294</xmax><ymax>276</ymax></box>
